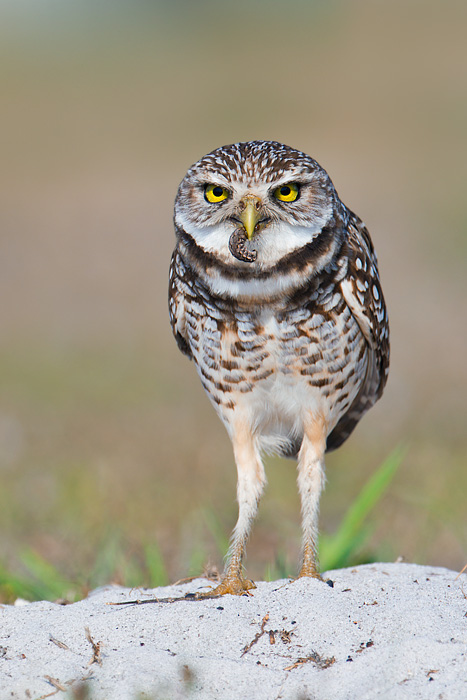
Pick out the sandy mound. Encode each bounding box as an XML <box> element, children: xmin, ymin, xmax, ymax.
<box><xmin>1</xmin><ymin>563</ymin><xmax>466</xmax><ymax>699</ymax></box>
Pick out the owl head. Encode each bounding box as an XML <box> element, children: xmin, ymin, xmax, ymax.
<box><xmin>174</xmin><ymin>141</ymin><xmax>347</xmax><ymax>288</ymax></box>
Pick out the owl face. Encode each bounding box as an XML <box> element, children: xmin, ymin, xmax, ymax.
<box><xmin>174</xmin><ymin>141</ymin><xmax>341</xmax><ymax>270</ymax></box>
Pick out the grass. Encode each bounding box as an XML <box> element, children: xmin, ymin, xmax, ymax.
<box><xmin>0</xmin><ymin>447</ymin><xmax>405</xmax><ymax>603</ymax></box>
<box><xmin>320</xmin><ymin>445</ymin><xmax>406</xmax><ymax>571</ymax></box>
<box><xmin>0</xmin><ymin>538</ymin><xmax>171</xmax><ymax>604</ymax></box>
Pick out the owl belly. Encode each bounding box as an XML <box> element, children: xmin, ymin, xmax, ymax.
<box><xmin>190</xmin><ymin>306</ymin><xmax>367</xmax><ymax>456</ymax></box>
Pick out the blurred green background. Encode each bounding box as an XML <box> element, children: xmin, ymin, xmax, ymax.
<box><xmin>0</xmin><ymin>0</ymin><xmax>466</xmax><ymax>597</ymax></box>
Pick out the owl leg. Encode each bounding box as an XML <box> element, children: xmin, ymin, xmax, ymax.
<box><xmin>196</xmin><ymin>424</ymin><xmax>265</xmax><ymax>598</ymax></box>
<box><xmin>297</xmin><ymin>417</ymin><xmax>327</xmax><ymax>579</ymax></box>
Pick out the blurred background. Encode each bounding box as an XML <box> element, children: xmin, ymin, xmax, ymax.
<box><xmin>0</xmin><ymin>0</ymin><xmax>466</xmax><ymax>597</ymax></box>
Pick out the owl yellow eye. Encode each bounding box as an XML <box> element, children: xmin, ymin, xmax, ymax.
<box><xmin>274</xmin><ymin>182</ymin><xmax>300</xmax><ymax>202</ymax></box>
<box><xmin>204</xmin><ymin>184</ymin><xmax>229</xmax><ymax>203</ymax></box>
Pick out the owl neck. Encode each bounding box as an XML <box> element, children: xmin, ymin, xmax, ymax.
<box><xmin>175</xmin><ymin>211</ymin><xmax>348</xmax><ymax>304</ymax></box>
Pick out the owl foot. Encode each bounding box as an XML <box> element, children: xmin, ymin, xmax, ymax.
<box><xmin>194</xmin><ymin>575</ymin><xmax>256</xmax><ymax>599</ymax></box>
<box><xmin>297</xmin><ymin>562</ymin><xmax>334</xmax><ymax>587</ymax></box>
<box><xmin>296</xmin><ymin>573</ymin><xmax>334</xmax><ymax>588</ymax></box>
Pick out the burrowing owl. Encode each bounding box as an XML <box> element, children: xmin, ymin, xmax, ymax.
<box><xmin>169</xmin><ymin>141</ymin><xmax>389</xmax><ymax>596</ymax></box>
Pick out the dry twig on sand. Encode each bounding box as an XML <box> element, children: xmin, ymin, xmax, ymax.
<box><xmin>241</xmin><ymin>614</ymin><xmax>269</xmax><ymax>657</ymax></box>
<box><xmin>284</xmin><ymin>651</ymin><xmax>335</xmax><ymax>671</ymax></box>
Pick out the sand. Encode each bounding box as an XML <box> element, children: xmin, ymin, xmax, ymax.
<box><xmin>1</xmin><ymin>562</ymin><xmax>466</xmax><ymax>699</ymax></box>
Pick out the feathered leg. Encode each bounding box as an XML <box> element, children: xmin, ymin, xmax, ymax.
<box><xmin>297</xmin><ymin>416</ymin><xmax>327</xmax><ymax>578</ymax></box>
<box><xmin>196</xmin><ymin>422</ymin><xmax>266</xmax><ymax>597</ymax></box>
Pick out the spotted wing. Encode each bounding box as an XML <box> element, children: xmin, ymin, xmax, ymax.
<box><xmin>168</xmin><ymin>248</ymin><xmax>192</xmax><ymax>358</ymax></box>
<box><xmin>326</xmin><ymin>212</ymin><xmax>390</xmax><ymax>451</ymax></box>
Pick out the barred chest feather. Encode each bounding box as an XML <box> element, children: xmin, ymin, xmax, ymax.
<box><xmin>170</xmin><ymin>248</ymin><xmax>369</xmax><ymax>458</ymax></box>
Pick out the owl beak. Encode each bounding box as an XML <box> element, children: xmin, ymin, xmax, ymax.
<box><xmin>238</xmin><ymin>197</ymin><xmax>263</xmax><ymax>240</ymax></box>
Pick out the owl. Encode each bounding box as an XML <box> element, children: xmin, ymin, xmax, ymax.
<box><xmin>169</xmin><ymin>141</ymin><xmax>389</xmax><ymax>597</ymax></box>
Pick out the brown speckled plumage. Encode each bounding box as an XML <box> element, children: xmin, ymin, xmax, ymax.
<box><xmin>168</xmin><ymin>141</ymin><xmax>389</xmax><ymax>596</ymax></box>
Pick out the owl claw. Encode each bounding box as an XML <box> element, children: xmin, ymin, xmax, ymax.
<box><xmin>295</xmin><ymin>566</ymin><xmax>334</xmax><ymax>587</ymax></box>
<box><xmin>194</xmin><ymin>575</ymin><xmax>256</xmax><ymax>598</ymax></box>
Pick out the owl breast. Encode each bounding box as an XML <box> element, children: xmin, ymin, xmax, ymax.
<box><xmin>186</xmin><ymin>291</ymin><xmax>367</xmax><ymax>457</ymax></box>
<box><xmin>169</xmin><ymin>139</ymin><xmax>389</xmax><ymax>458</ymax></box>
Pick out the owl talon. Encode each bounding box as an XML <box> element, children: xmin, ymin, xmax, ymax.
<box><xmin>295</xmin><ymin>565</ymin><xmax>334</xmax><ymax>588</ymax></box>
<box><xmin>292</xmin><ymin>571</ymin><xmax>334</xmax><ymax>588</ymax></box>
<box><xmin>194</xmin><ymin>576</ymin><xmax>256</xmax><ymax>599</ymax></box>
<box><xmin>298</xmin><ymin>565</ymin><xmax>322</xmax><ymax>579</ymax></box>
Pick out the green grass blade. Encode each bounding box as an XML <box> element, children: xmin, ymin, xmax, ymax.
<box><xmin>121</xmin><ymin>558</ymin><xmax>145</xmax><ymax>589</ymax></box>
<box><xmin>321</xmin><ymin>445</ymin><xmax>406</xmax><ymax>571</ymax></box>
<box><xmin>0</xmin><ymin>561</ymin><xmax>45</xmax><ymax>602</ymax></box>
<box><xmin>202</xmin><ymin>509</ymin><xmax>230</xmax><ymax>555</ymax></box>
<box><xmin>264</xmin><ymin>552</ymin><xmax>291</xmax><ymax>582</ymax></box>
<box><xmin>19</xmin><ymin>549</ymin><xmax>78</xmax><ymax>600</ymax></box>
<box><xmin>144</xmin><ymin>543</ymin><xmax>169</xmax><ymax>587</ymax></box>
<box><xmin>187</xmin><ymin>543</ymin><xmax>208</xmax><ymax>577</ymax></box>
<box><xmin>88</xmin><ymin>530</ymin><xmax>124</xmax><ymax>588</ymax></box>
